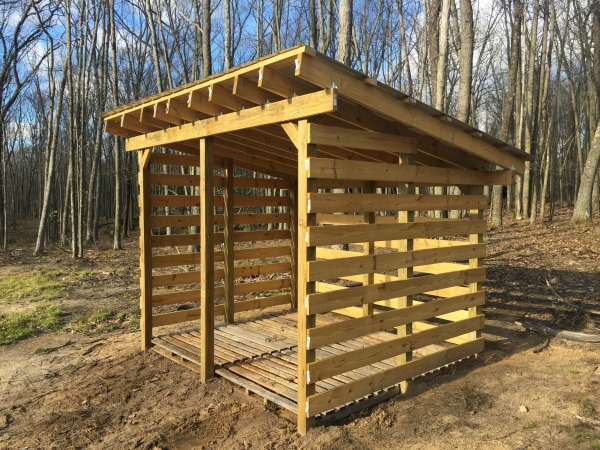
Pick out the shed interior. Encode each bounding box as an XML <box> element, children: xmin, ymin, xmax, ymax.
<box><xmin>103</xmin><ymin>45</ymin><xmax>530</xmax><ymax>434</ymax></box>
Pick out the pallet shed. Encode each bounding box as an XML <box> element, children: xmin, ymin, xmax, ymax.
<box><xmin>103</xmin><ymin>45</ymin><xmax>530</xmax><ymax>434</ymax></box>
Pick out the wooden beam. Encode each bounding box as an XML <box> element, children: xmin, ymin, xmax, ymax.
<box><xmin>307</xmin><ymin>219</ymin><xmax>486</xmax><ymax>247</ymax></box>
<box><xmin>307</xmin><ymin>123</ymin><xmax>418</xmax><ymax>153</ymax></box>
<box><xmin>126</xmin><ymin>89</ymin><xmax>337</xmax><ymax>151</ymax></box>
<box><xmin>259</xmin><ymin>65</ymin><xmax>312</xmax><ymax>98</ymax></box>
<box><xmin>396</xmin><ymin>152</ymin><xmax>414</xmax><ymax>394</ymax></box>
<box><xmin>138</xmin><ymin>150</ymin><xmax>153</xmax><ymax>350</ymax></box>
<box><xmin>363</xmin><ymin>181</ymin><xmax>375</xmax><ymax>317</ymax></box>
<box><xmin>297</xmin><ymin>119</ymin><xmax>317</xmax><ymax>435</ymax></box>
<box><xmin>209</xmin><ymin>83</ymin><xmax>253</xmax><ymax>110</ymax></box>
<box><xmin>469</xmin><ymin>185</ymin><xmax>485</xmax><ymax>343</ymax></box>
<box><xmin>153</xmin><ymin>102</ymin><xmax>183</xmax><ymax>126</ymax></box>
<box><xmin>281</xmin><ymin>122</ymin><xmax>299</xmax><ymax>150</ymax></box>
<box><xmin>307</xmin><ymin>158</ymin><xmax>516</xmax><ymax>186</ymax></box>
<box><xmin>223</xmin><ymin>158</ymin><xmax>235</xmax><ymax>324</ymax></box>
<box><xmin>233</xmin><ymin>74</ymin><xmax>271</xmax><ymax>104</ymax></box>
<box><xmin>188</xmin><ymin>89</ymin><xmax>222</xmax><ymax>116</ymax></box>
<box><xmin>200</xmin><ymin>137</ymin><xmax>215</xmax><ymax>383</ymax></box>
<box><xmin>295</xmin><ymin>54</ymin><xmax>525</xmax><ymax>173</ymax></box>
<box><xmin>167</xmin><ymin>98</ymin><xmax>199</xmax><ymax>122</ymax></box>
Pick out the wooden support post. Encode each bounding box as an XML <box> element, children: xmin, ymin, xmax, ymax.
<box><xmin>289</xmin><ymin>183</ymin><xmax>299</xmax><ymax>309</ymax></box>
<box><xmin>223</xmin><ymin>157</ymin><xmax>235</xmax><ymax>323</ymax></box>
<box><xmin>363</xmin><ymin>181</ymin><xmax>375</xmax><ymax>317</ymax></box>
<box><xmin>200</xmin><ymin>138</ymin><xmax>215</xmax><ymax>383</ymax></box>
<box><xmin>297</xmin><ymin>120</ymin><xmax>317</xmax><ymax>435</ymax></box>
<box><xmin>469</xmin><ymin>185</ymin><xmax>485</xmax><ymax>342</ymax></box>
<box><xmin>138</xmin><ymin>149</ymin><xmax>153</xmax><ymax>351</ymax></box>
<box><xmin>396</xmin><ymin>152</ymin><xmax>415</xmax><ymax>394</ymax></box>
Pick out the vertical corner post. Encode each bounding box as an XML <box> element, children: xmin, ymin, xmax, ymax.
<box><xmin>223</xmin><ymin>157</ymin><xmax>235</xmax><ymax>324</ymax></box>
<box><xmin>297</xmin><ymin>120</ymin><xmax>317</xmax><ymax>435</ymax></box>
<box><xmin>469</xmin><ymin>184</ymin><xmax>485</xmax><ymax>342</ymax></box>
<box><xmin>200</xmin><ymin>138</ymin><xmax>215</xmax><ymax>383</ymax></box>
<box><xmin>138</xmin><ymin>149</ymin><xmax>153</xmax><ymax>351</ymax></box>
<box><xmin>396</xmin><ymin>151</ymin><xmax>415</xmax><ymax>394</ymax></box>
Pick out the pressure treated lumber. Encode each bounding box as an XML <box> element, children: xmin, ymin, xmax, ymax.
<box><xmin>200</xmin><ymin>138</ymin><xmax>215</xmax><ymax>383</ymax></box>
<box><xmin>138</xmin><ymin>150</ymin><xmax>153</xmax><ymax>350</ymax></box>
<box><xmin>126</xmin><ymin>89</ymin><xmax>337</xmax><ymax>151</ymax></box>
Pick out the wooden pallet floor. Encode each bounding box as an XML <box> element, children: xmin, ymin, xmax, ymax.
<box><xmin>152</xmin><ymin>311</ymin><xmax>447</xmax><ymax>419</ymax></box>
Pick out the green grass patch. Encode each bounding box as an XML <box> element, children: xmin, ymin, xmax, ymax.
<box><xmin>575</xmin><ymin>433</ymin><xmax>599</xmax><ymax>444</ymax></box>
<box><xmin>522</xmin><ymin>421</ymin><xmax>536</xmax><ymax>430</ymax></box>
<box><xmin>66</xmin><ymin>307</ymin><xmax>139</xmax><ymax>335</ymax></box>
<box><xmin>0</xmin><ymin>304</ymin><xmax>62</xmax><ymax>345</ymax></box>
<box><xmin>579</xmin><ymin>397</ymin><xmax>596</xmax><ymax>416</ymax></box>
<box><xmin>0</xmin><ymin>269</ymin><xmax>67</xmax><ymax>303</ymax></box>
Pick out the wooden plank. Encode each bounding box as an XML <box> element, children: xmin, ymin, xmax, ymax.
<box><xmin>308</xmin><ymin>243</ymin><xmax>486</xmax><ymax>281</ymax></box>
<box><xmin>308</xmin><ymin>316</ymin><xmax>483</xmax><ymax>382</ymax></box>
<box><xmin>150</xmin><ymin>214</ymin><xmax>200</xmax><ymax>228</ymax></box>
<box><xmin>307</xmin><ymin>194</ymin><xmax>487</xmax><ymax>213</ymax></box>
<box><xmin>150</xmin><ymin>195</ymin><xmax>200</xmax><ymax>208</ymax></box>
<box><xmin>152</xmin><ymin>288</ymin><xmax>200</xmax><ymax>307</ymax></box>
<box><xmin>233</xmin><ymin>262</ymin><xmax>291</xmax><ymax>278</ymax></box>
<box><xmin>469</xmin><ymin>185</ymin><xmax>485</xmax><ymax>342</ymax></box>
<box><xmin>308</xmin><ymin>292</ymin><xmax>485</xmax><ymax>349</ymax></box>
<box><xmin>200</xmin><ymin>138</ymin><xmax>215</xmax><ymax>383</ymax></box>
<box><xmin>232</xmin><ymin>74</ymin><xmax>270</xmax><ymax>104</ymax></box>
<box><xmin>149</xmin><ymin>173</ymin><xmax>199</xmax><ymax>187</ymax></box>
<box><xmin>308</xmin><ymin>220</ymin><xmax>486</xmax><ymax>246</ymax></box>
<box><xmin>151</xmin><ymin>252</ymin><xmax>200</xmax><ymax>268</ymax></box>
<box><xmin>152</xmin><ymin>271</ymin><xmax>200</xmax><ymax>288</ymax></box>
<box><xmin>151</xmin><ymin>233</ymin><xmax>203</xmax><ymax>248</ymax></box>
<box><xmin>126</xmin><ymin>90</ymin><xmax>337</xmax><ymax>151</ymax></box>
<box><xmin>230</xmin><ymin>213</ymin><xmax>291</xmax><ymax>225</ymax></box>
<box><xmin>307</xmin><ymin>268</ymin><xmax>486</xmax><ymax>315</ymax></box>
<box><xmin>150</xmin><ymin>152</ymin><xmax>200</xmax><ymax>167</ymax></box>
<box><xmin>307</xmin><ymin>158</ymin><xmax>515</xmax><ymax>185</ymax></box>
<box><xmin>307</xmin><ymin>123</ymin><xmax>418</xmax><ymax>153</ymax></box>
<box><xmin>307</xmin><ymin>338</ymin><xmax>484</xmax><ymax>416</ymax></box>
<box><xmin>233</xmin><ymin>177</ymin><xmax>290</xmax><ymax>189</ymax></box>
<box><xmin>296</xmin><ymin>54</ymin><xmax>524</xmax><ymax>172</ymax></box>
<box><xmin>138</xmin><ymin>150</ymin><xmax>153</xmax><ymax>350</ymax></box>
<box><xmin>233</xmin><ymin>229</ymin><xmax>290</xmax><ymax>243</ymax></box>
<box><xmin>363</xmin><ymin>181</ymin><xmax>375</xmax><ymax>317</ymax></box>
<box><xmin>232</xmin><ymin>196</ymin><xmax>291</xmax><ymax>207</ymax></box>
<box><xmin>223</xmin><ymin>158</ymin><xmax>235</xmax><ymax>323</ymax></box>
<box><xmin>233</xmin><ymin>278</ymin><xmax>292</xmax><ymax>295</ymax></box>
<box><xmin>297</xmin><ymin>120</ymin><xmax>317</xmax><ymax>435</ymax></box>
<box><xmin>232</xmin><ymin>293</ymin><xmax>292</xmax><ymax>313</ymax></box>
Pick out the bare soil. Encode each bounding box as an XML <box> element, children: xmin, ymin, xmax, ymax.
<box><xmin>1</xmin><ymin>209</ymin><xmax>599</xmax><ymax>450</ymax></box>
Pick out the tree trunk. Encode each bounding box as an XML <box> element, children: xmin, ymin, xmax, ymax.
<box><xmin>572</xmin><ymin>125</ymin><xmax>600</xmax><ymax>222</ymax></box>
<box><xmin>337</xmin><ymin>0</ymin><xmax>353</xmax><ymax>65</ymax></box>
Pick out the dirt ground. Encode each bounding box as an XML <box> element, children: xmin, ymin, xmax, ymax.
<box><xmin>1</xmin><ymin>209</ymin><xmax>599</xmax><ymax>450</ymax></box>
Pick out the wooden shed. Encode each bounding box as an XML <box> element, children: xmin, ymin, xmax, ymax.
<box><xmin>103</xmin><ymin>45</ymin><xmax>530</xmax><ymax>434</ymax></box>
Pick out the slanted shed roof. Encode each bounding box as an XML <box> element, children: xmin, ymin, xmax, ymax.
<box><xmin>103</xmin><ymin>45</ymin><xmax>530</xmax><ymax>179</ymax></box>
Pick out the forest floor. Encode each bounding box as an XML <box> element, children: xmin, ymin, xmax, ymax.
<box><xmin>0</xmin><ymin>208</ymin><xmax>599</xmax><ymax>450</ymax></box>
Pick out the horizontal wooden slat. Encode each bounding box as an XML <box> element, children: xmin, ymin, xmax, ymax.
<box><xmin>151</xmin><ymin>214</ymin><xmax>199</xmax><ymax>228</ymax></box>
<box><xmin>308</xmin><ymin>220</ymin><xmax>486</xmax><ymax>246</ymax></box>
<box><xmin>308</xmin><ymin>316</ymin><xmax>484</xmax><ymax>382</ymax></box>
<box><xmin>232</xmin><ymin>293</ymin><xmax>292</xmax><ymax>313</ymax></box>
<box><xmin>217</xmin><ymin>213</ymin><xmax>291</xmax><ymax>225</ymax></box>
<box><xmin>306</xmin><ymin>339</ymin><xmax>484</xmax><ymax>416</ymax></box>
<box><xmin>150</xmin><ymin>195</ymin><xmax>200</xmax><ymax>207</ymax></box>
<box><xmin>152</xmin><ymin>252</ymin><xmax>201</xmax><ymax>268</ymax></box>
<box><xmin>152</xmin><ymin>271</ymin><xmax>199</xmax><ymax>288</ymax></box>
<box><xmin>234</xmin><ymin>245</ymin><xmax>291</xmax><ymax>261</ymax></box>
<box><xmin>308</xmin><ymin>243</ymin><xmax>485</xmax><ymax>281</ymax></box>
<box><xmin>233</xmin><ymin>196</ymin><xmax>291</xmax><ymax>207</ymax></box>
<box><xmin>152</xmin><ymin>288</ymin><xmax>200</xmax><ymax>306</ymax></box>
<box><xmin>233</xmin><ymin>177</ymin><xmax>290</xmax><ymax>189</ymax></box>
<box><xmin>233</xmin><ymin>229</ymin><xmax>290</xmax><ymax>242</ymax></box>
<box><xmin>308</xmin><ymin>194</ymin><xmax>487</xmax><ymax>213</ymax></box>
<box><xmin>234</xmin><ymin>262</ymin><xmax>291</xmax><ymax>278</ymax></box>
<box><xmin>307</xmin><ymin>123</ymin><xmax>418</xmax><ymax>153</ymax></box>
<box><xmin>150</xmin><ymin>152</ymin><xmax>200</xmax><ymax>167</ymax></box>
<box><xmin>233</xmin><ymin>278</ymin><xmax>292</xmax><ymax>295</ymax></box>
<box><xmin>152</xmin><ymin>303</ymin><xmax>226</xmax><ymax>327</ymax></box>
<box><xmin>151</xmin><ymin>233</ymin><xmax>201</xmax><ymax>247</ymax></box>
<box><xmin>149</xmin><ymin>173</ymin><xmax>200</xmax><ymax>187</ymax></box>
<box><xmin>307</xmin><ymin>268</ymin><xmax>485</xmax><ymax>314</ymax></box>
<box><xmin>307</xmin><ymin>158</ymin><xmax>514</xmax><ymax>185</ymax></box>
